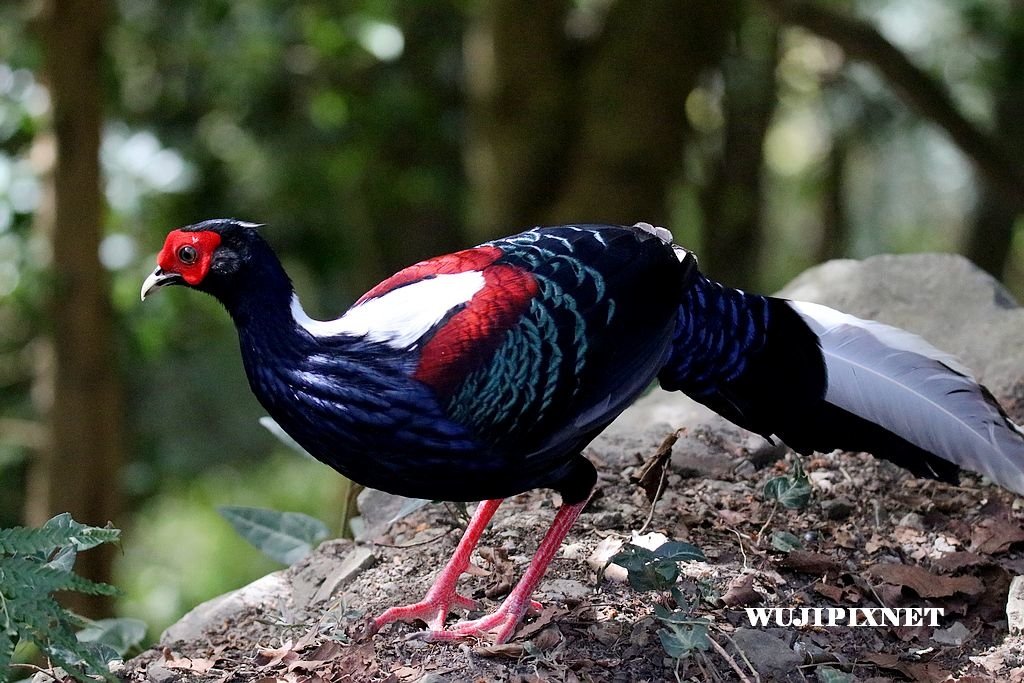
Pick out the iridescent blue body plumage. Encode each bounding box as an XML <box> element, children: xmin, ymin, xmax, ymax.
<box><xmin>143</xmin><ymin>218</ymin><xmax>1024</xmax><ymax>643</ymax></box>
<box><xmin>184</xmin><ymin>222</ymin><xmax>693</xmax><ymax>502</ymax></box>
<box><xmin>659</xmin><ymin>275</ymin><xmax>771</xmax><ymax>396</ymax></box>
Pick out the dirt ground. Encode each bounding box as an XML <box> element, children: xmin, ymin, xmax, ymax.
<box><xmin>107</xmin><ymin>400</ymin><xmax>1024</xmax><ymax>683</ymax></box>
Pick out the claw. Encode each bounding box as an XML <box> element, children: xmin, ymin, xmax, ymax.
<box><xmin>373</xmin><ymin>591</ymin><xmax>479</xmax><ymax>632</ymax></box>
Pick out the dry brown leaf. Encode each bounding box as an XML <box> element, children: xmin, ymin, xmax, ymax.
<box><xmin>812</xmin><ymin>582</ymin><xmax>844</xmax><ymax>602</ymax></box>
<box><xmin>861</xmin><ymin>652</ymin><xmax>951</xmax><ymax>682</ymax></box>
<box><xmin>161</xmin><ymin>652</ymin><xmax>222</xmax><ymax>674</ymax></box>
<box><xmin>473</xmin><ymin>642</ymin><xmax>526</xmax><ymax>658</ymax></box>
<box><xmin>867</xmin><ymin>563</ymin><xmax>984</xmax><ymax>598</ymax></box>
<box><xmin>632</xmin><ymin>430</ymin><xmax>679</xmax><ymax>502</ymax></box>
<box><xmin>932</xmin><ymin>551</ymin><xmax>990</xmax><ymax>572</ymax></box>
<box><xmin>775</xmin><ymin>550</ymin><xmax>842</xmax><ymax>576</ymax></box>
<box><xmin>515</xmin><ymin>606</ymin><xmax>564</xmax><ymax>641</ymax></box>
<box><xmin>720</xmin><ymin>574</ymin><xmax>764</xmax><ymax>607</ymax></box>
<box><xmin>255</xmin><ymin>642</ymin><xmax>298</xmax><ymax>669</ymax></box>
<box><xmin>531</xmin><ymin>625</ymin><xmax>563</xmax><ymax>651</ymax></box>
<box><xmin>970</xmin><ymin>518</ymin><xmax>1024</xmax><ymax>555</ymax></box>
<box><xmin>390</xmin><ymin>665</ymin><xmax>420</xmax><ymax>680</ymax></box>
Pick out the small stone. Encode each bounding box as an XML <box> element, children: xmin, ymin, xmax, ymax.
<box><xmin>822</xmin><ymin>498</ymin><xmax>853</xmax><ymax>521</ymax></box>
<box><xmin>560</xmin><ymin>541</ymin><xmax>587</xmax><ymax>560</ymax></box>
<box><xmin>898</xmin><ymin>512</ymin><xmax>926</xmax><ymax>531</ymax></box>
<box><xmin>540</xmin><ymin>578</ymin><xmax>591</xmax><ymax>603</ymax></box>
<box><xmin>932</xmin><ymin>621</ymin><xmax>971</xmax><ymax>646</ymax></box>
<box><xmin>311</xmin><ymin>546</ymin><xmax>377</xmax><ymax>604</ymax></box>
<box><xmin>729</xmin><ymin>628</ymin><xmax>801</xmax><ymax>679</ymax></box>
<box><xmin>589</xmin><ymin>511</ymin><xmax>624</xmax><ymax>530</ymax></box>
<box><xmin>146</xmin><ymin>664</ymin><xmax>179</xmax><ymax>683</ymax></box>
<box><xmin>589</xmin><ymin>536</ymin><xmax>626</xmax><ymax>581</ymax></box>
<box><xmin>416</xmin><ymin>673</ymin><xmax>450</xmax><ymax>683</ymax></box>
<box><xmin>1007</xmin><ymin>575</ymin><xmax>1024</xmax><ymax>634</ymax></box>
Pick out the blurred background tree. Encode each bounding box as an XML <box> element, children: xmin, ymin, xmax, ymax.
<box><xmin>0</xmin><ymin>0</ymin><xmax>1021</xmax><ymax>636</ymax></box>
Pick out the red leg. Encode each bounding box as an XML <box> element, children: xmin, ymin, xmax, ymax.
<box><xmin>373</xmin><ymin>499</ymin><xmax>503</xmax><ymax>632</ymax></box>
<box><xmin>423</xmin><ymin>498</ymin><xmax>587</xmax><ymax>644</ymax></box>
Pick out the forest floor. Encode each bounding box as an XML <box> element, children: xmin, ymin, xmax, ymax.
<box><xmin>114</xmin><ymin>401</ymin><xmax>1024</xmax><ymax>683</ymax></box>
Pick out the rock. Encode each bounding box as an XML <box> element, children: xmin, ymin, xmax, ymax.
<box><xmin>600</xmin><ymin>254</ymin><xmax>1024</xmax><ymax>481</ymax></box>
<box><xmin>729</xmin><ymin>628</ymin><xmax>802</xmax><ymax>680</ymax></box>
<box><xmin>311</xmin><ymin>546</ymin><xmax>376</xmax><ymax>603</ymax></box>
<box><xmin>352</xmin><ymin>488</ymin><xmax>428</xmax><ymax>541</ymax></box>
<box><xmin>822</xmin><ymin>498</ymin><xmax>854</xmax><ymax>521</ymax></box>
<box><xmin>161</xmin><ymin>571</ymin><xmax>289</xmax><ymax>644</ymax></box>
<box><xmin>1006</xmin><ymin>575</ymin><xmax>1024</xmax><ymax>635</ymax></box>
<box><xmin>897</xmin><ymin>512</ymin><xmax>926</xmax><ymax>531</ymax></box>
<box><xmin>779</xmin><ymin>253</ymin><xmax>1024</xmax><ymax>401</ymax></box>
<box><xmin>161</xmin><ymin>541</ymin><xmax>376</xmax><ymax>644</ymax></box>
<box><xmin>146</xmin><ymin>664</ymin><xmax>179</xmax><ymax>683</ymax></box>
<box><xmin>540</xmin><ymin>578</ymin><xmax>592</xmax><ymax>603</ymax></box>
<box><xmin>588</xmin><ymin>510</ymin><xmax>624</xmax><ymax>530</ymax></box>
<box><xmin>416</xmin><ymin>674</ymin><xmax>451</xmax><ymax>683</ymax></box>
<box><xmin>933</xmin><ymin>621</ymin><xmax>972</xmax><ymax>646</ymax></box>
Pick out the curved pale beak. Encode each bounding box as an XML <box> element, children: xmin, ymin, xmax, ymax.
<box><xmin>141</xmin><ymin>267</ymin><xmax>183</xmax><ymax>301</ymax></box>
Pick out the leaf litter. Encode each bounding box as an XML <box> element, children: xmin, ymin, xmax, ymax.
<box><xmin>113</xmin><ymin>402</ymin><xmax>1024</xmax><ymax>682</ymax></box>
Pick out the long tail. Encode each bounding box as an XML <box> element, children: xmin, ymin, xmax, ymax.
<box><xmin>660</xmin><ymin>273</ymin><xmax>1024</xmax><ymax>494</ymax></box>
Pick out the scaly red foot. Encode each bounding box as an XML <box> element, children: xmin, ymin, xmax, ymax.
<box><xmin>373</xmin><ymin>588</ymin><xmax>478</xmax><ymax>632</ymax></box>
<box><xmin>372</xmin><ymin>499</ymin><xmax>503</xmax><ymax>634</ymax></box>
<box><xmin>413</xmin><ymin>596</ymin><xmax>544</xmax><ymax>643</ymax></box>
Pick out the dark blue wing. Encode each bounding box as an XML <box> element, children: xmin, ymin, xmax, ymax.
<box><xmin>440</xmin><ymin>226</ymin><xmax>685</xmax><ymax>474</ymax></box>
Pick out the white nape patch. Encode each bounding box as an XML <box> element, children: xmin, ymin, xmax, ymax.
<box><xmin>789</xmin><ymin>300</ymin><xmax>973</xmax><ymax>377</ymax></box>
<box><xmin>633</xmin><ymin>222</ymin><xmax>675</xmax><ymax>244</ymax></box>
<box><xmin>291</xmin><ymin>270</ymin><xmax>486</xmax><ymax>348</ymax></box>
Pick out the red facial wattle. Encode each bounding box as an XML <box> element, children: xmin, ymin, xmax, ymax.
<box><xmin>157</xmin><ymin>229</ymin><xmax>221</xmax><ymax>285</ymax></box>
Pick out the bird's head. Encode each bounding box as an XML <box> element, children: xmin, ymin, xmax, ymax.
<box><xmin>141</xmin><ymin>218</ymin><xmax>266</xmax><ymax>302</ymax></box>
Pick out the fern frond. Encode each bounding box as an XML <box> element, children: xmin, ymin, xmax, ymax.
<box><xmin>0</xmin><ymin>514</ymin><xmax>123</xmax><ymax>683</ymax></box>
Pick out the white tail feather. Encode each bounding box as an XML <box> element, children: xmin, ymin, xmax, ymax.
<box><xmin>790</xmin><ymin>300</ymin><xmax>1024</xmax><ymax>495</ymax></box>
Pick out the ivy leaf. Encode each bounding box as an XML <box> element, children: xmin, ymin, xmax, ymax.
<box><xmin>771</xmin><ymin>530</ymin><xmax>803</xmax><ymax>552</ymax></box>
<box><xmin>817</xmin><ymin>667</ymin><xmax>856</xmax><ymax>683</ymax></box>
<box><xmin>763</xmin><ymin>462</ymin><xmax>812</xmax><ymax>509</ymax></box>
<box><xmin>658</xmin><ymin>622</ymin><xmax>710</xmax><ymax>659</ymax></box>
<box><xmin>218</xmin><ymin>506</ymin><xmax>330</xmax><ymax>565</ymax></box>
<box><xmin>653</xmin><ymin>541</ymin><xmax>706</xmax><ymax>563</ymax></box>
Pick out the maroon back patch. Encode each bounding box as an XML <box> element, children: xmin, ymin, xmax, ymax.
<box><xmin>356</xmin><ymin>245</ymin><xmax>503</xmax><ymax>304</ymax></box>
<box><xmin>414</xmin><ymin>264</ymin><xmax>539</xmax><ymax>395</ymax></box>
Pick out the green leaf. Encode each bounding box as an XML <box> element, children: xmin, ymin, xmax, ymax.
<box><xmin>0</xmin><ymin>514</ymin><xmax>124</xmax><ymax>682</ymax></box>
<box><xmin>653</xmin><ymin>541</ymin><xmax>706</xmax><ymax>563</ymax></box>
<box><xmin>658</xmin><ymin>622</ymin><xmax>710</xmax><ymax>659</ymax></box>
<box><xmin>610</xmin><ymin>541</ymin><xmax>705</xmax><ymax>593</ymax></box>
<box><xmin>771</xmin><ymin>530</ymin><xmax>803</xmax><ymax>552</ymax></box>
<box><xmin>762</xmin><ymin>463</ymin><xmax>812</xmax><ymax>509</ymax></box>
<box><xmin>218</xmin><ymin>506</ymin><xmax>330</xmax><ymax>565</ymax></box>
<box><xmin>77</xmin><ymin>618</ymin><xmax>147</xmax><ymax>656</ymax></box>
<box><xmin>43</xmin><ymin>514</ymin><xmax>120</xmax><ymax>552</ymax></box>
<box><xmin>608</xmin><ymin>545</ymin><xmax>656</xmax><ymax>574</ymax></box>
<box><xmin>259</xmin><ymin>416</ymin><xmax>313</xmax><ymax>458</ymax></box>
<box><xmin>817</xmin><ymin>667</ymin><xmax>856</xmax><ymax>683</ymax></box>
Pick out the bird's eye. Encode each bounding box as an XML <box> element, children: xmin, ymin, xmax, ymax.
<box><xmin>178</xmin><ymin>245</ymin><xmax>198</xmax><ymax>265</ymax></box>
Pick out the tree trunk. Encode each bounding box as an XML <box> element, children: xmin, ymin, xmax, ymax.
<box><xmin>464</xmin><ymin>0</ymin><xmax>575</xmax><ymax>239</ymax></box>
<box><xmin>466</xmin><ymin>0</ymin><xmax>735</xmax><ymax>236</ymax></box>
<box><xmin>817</xmin><ymin>134</ymin><xmax>849</xmax><ymax>263</ymax></box>
<box><xmin>27</xmin><ymin>0</ymin><xmax>121</xmax><ymax>618</ymax></box>
<box><xmin>700</xmin><ymin>4</ymin><xmax>778</xmax><ymax>289</ymax></box>
<box><xmin>548</xmin><ymin>0</ymin><xmax>736</xmax><ymax>226</ymax></box>
<box><xmin>964</xmin><ymin>7</ymin><xmax>1024</xmax><ymax>280</ymax></box>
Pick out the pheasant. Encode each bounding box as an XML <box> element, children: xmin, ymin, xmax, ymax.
<box><xmin>142</xmin><ymin>219</ymin><xmax>1024</xmax><ymax>642</ymax></box>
